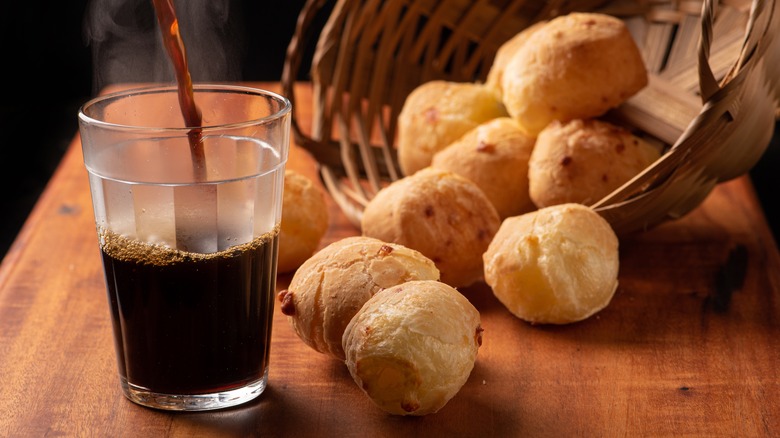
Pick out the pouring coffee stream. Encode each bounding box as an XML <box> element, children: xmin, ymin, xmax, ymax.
<box><xmin>150</xmin><ymin>0</ymin><xmax>206</xmax><ymax>181</ymax></box>
<box><xmin>78</xmin><ymin>1</ymin><xmax>291</xmax><ymax>411</ymax></box>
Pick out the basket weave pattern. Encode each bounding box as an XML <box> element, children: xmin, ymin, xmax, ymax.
<box><xmin>282</xmin><ymin>0</ymin><xmax>779</xmax><ymax>234</ymax></box>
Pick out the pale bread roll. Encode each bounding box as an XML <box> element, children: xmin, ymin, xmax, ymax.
<box><xmin>397</xmin><ymin>80</ymin><xmax>508</xmax><ymax>176</ymax></box>
<box><xmin>361</xmin><ymin>168</ymin><xmax>501</xmax><ymax>288</ymax></box>
<box><xmin>501</xmin><ymin>12</ymin><xmax>648</xmax><ymax>136</ymax></box>
<box><xmin>483</xmin><ymin>203</ymin><xmax>619</xmax><ymax>324</ymax></box>
<box><xmin>431</xmin><ymin>117</ymin><xmax>537</xmax><ymax>219</ymax></box>
<box><xmin>278</xmin><ymin>236</ymin><xmax>439</xmax><ymax>360</ymax></box>
<box><xmin>278</xmin><ymin>170</ymin><xmax>329</xmax><ymax>274</ymax></box>
<box><xmin>342</xmin><ymin>280</ymin><xmax>482</xmax><ymax>416</ymax></box>
<box><xmin>484</xmin><ymin>21</ymin><xmax>547</xmax><ymax>99</ymax></box>
<box><xmin>528</xmin><ymin>119</ymin><xmax>661</xmax><ymax>208</ymax></box>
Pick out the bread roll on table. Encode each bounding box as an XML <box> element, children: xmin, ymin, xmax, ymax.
<box><xmin>397</xmin><ymin>80</ymin><xmax>507</xmax><ymax>176</ymax></box>
<box><xmin>431</xmin><ymin>117</ymin><xmax>537</xmax><ymax>219</ymax></box>
<box><xmin>485</xmin><ymin>21</ymin><xmax>547</xmax><ymax>99</ymax></box>
<box><xmin>501</xmin><ymin>12</ymin><xmax>648</xmax><ymax>136</ymax></box>
<box><xmin>483</xmin><ymin>203</ymin><xmax>619</xmax><ymax>324</ymax></box>
<box><xmin>361</xmin><ymin>168</ymin><xmax>500</xmax><ymax>288</ymax></box>
<box><xmin>343</xmin><ymin>280</ymin><xmax>482</xmax><ymax>416</ymax></box>
<box><xmin>528</xmin><ymin>119</ymin><xmax>661</xmax><ymax>208</ymax></box>
<box><xmin>277</xmin><ymin>170</ymin><xmax>329</xmax><ymax>274</ymax></box>
<box><xmin>278</xmin><ymin>236</ymin><xmax>439</xmax><ymax>360</ymax></box>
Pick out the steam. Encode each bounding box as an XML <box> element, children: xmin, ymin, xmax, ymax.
<box><xmin>83</xmin><ymin>0</ymin><xmax>244</xmax><ymax>94</ymax></box>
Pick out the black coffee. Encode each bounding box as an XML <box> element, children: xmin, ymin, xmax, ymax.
<box><xmin>99</xmin><ymin>228</ymin><xmax>278</xmax><ymax>395</ymax></box>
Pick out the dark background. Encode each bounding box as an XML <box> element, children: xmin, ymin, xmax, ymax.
<box><xmin>0</xmin><ymin>1</ymin><xmax>777</xmax><ymax>258</ymax></box>
<box><xmin>0</xmin><ymin>0</ymin><xmax>309</xmax><ymax>256</ymax></box>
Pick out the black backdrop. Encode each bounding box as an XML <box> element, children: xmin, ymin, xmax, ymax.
<box><xmin>1</xmin><ymin>1</ymin><xmax>777</xmax><ymax>257</ymax></box>
<box><xmin>0</xmin><ymin>0</ymin><xmax>309</xmax><ymax>255</ymax></box>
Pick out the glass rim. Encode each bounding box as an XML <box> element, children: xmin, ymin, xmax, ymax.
<box><xmin>78</xmin><ymin>83</ymin><xmax>292</xmax><ymax>132</ymax></box>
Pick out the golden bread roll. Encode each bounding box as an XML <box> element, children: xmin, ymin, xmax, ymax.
<box><xmin>342</xmin><ymin>280</ymin><xmax>482</xmax><ymax>416</ymax></box>
<box><xmin>361</xmin><ymin>168</ymin><xmax>501</xmax><ymax>288</ymax></box>
<box><xmin>483</xmin><ymin>203</ymin><xmax>619</xmax><ymax>324</ymax></box>
<box><xmin>484</xmin><ymin>21</ymin><xmax>547</xmax><ymax>99</ymax></box>
<box><xmin>397</xmin><ymin>80</ymin><xmax>508</xmax><ymax>176</ymax></box>
<box><xmin>431</xmin><ymin>117</ymin><xmax>537</xmax><ymax>219</ymax></box>
<box><xmin>278</xmin><ymin>236</ymin><xmax>440</xmax><ymax>360</ymax></box>
<box><xmin>278</xmin><ymin>170</ymin><xmax>329</xmax><ymax>274</ymax></box>
<box><xmin>501</xmin><ymin>12</ymin><xmax>648</xmax><ymax>136</ymax></box>
<box><xmin>528</xmin><ymin>119</ymin><xmax>661</xmax><ymax>208</ymax></box>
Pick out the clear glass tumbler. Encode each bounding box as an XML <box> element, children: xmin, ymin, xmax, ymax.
<box><xmin>78</xmin><ymin>84</ymin><xmax>290</xmax><ymax>411</ymax></box>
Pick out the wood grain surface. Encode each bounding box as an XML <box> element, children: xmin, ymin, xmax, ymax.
<box><xmin>1</xmin><ymin>83</ymin><xmax>778</xmax><ymax>437</ymax></box>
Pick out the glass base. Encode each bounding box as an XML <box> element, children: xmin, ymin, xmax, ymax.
<box><xmin>119</xmin><ymin>370</ymin><xmax>268</xmax><ymax>411</ymax></box>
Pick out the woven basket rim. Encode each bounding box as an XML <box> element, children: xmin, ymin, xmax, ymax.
<box><xmin>282</xmin><ymin>0</ymin><xmax>779</xmax><ymax>234</ymax></box>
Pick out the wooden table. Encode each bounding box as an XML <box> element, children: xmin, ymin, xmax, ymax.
<box><xmin>1</xmin><ymin>83</ymin><xmax>779</xmax><ymax>437</ymax></box>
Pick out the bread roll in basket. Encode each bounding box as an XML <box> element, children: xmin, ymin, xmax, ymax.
<box><xmin>282</xmin><ymin>0</ymin><xmax>780</xmax><ymax>235</ymax></box>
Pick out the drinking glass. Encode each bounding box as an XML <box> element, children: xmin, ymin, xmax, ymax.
<box><xmin>78</xmin><ymin>84</ymin><xmax>290</xmax><ymax>411</ymax></box>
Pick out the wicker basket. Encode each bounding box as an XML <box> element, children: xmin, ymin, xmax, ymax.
<box><xmin>281</xmin><ymin>0</ymin><xmax>779</xmax><ymax>235</ymax></box>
